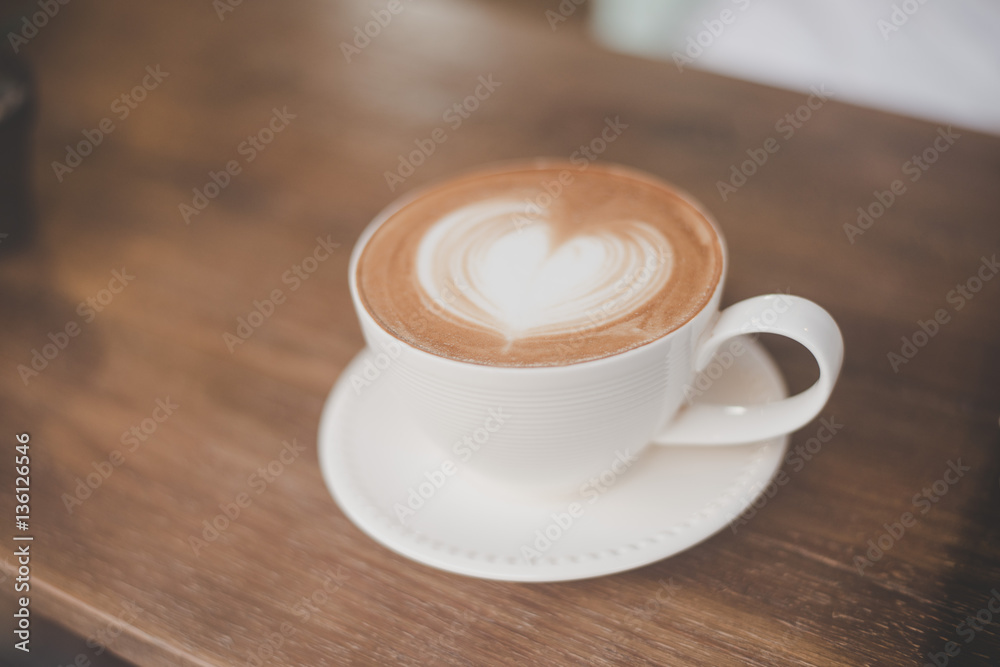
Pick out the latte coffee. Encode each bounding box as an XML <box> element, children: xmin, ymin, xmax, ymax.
<box><xmin>356</xmin><ymin>161</ymin><xmax>723</xmax><ymax>367</ymax></box>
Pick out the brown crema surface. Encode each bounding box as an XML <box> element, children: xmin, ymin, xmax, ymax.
<box><xmin>356</xmin><ymin>161</ymin><xmax>723</xmax><ymax>366</ymax></box>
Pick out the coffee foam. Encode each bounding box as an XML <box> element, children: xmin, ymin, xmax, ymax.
<box><xmin>416</xmin><ymin>199</ymin><xmax>674</xmax><ymax>338</ymax></box>
<box><xmin>357</xmin><ymin>161</ymin><xmax>722</xmax><ymax>367</ymax></box>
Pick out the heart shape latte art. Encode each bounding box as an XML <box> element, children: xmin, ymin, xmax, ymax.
<box><xmin>416</xmin><ymin>200</ymin><xmax>674</xmax><ymax>339</ymax></box>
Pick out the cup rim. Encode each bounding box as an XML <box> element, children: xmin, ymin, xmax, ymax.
<box><xmin>348</xmin><ymin>158</ymin><xmax>730</xmax><ymax>373</ymax></box>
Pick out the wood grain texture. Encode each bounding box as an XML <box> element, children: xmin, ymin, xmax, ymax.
<box><xmin>1</xmin><ymin>1</ymin><xmax>999</xmax><ymax>665</ymax></box>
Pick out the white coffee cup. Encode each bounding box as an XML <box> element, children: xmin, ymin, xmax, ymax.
<box><xmin>348</xmin><ymin>178</ymin><xmax>843</xmax><ymax>496</ymax></box>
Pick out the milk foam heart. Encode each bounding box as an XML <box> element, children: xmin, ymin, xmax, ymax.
<box><xmin>416</xmin><ymin>200</ymin><xmax>673</xmax><ymax>338</ymax></box>
<box><xmin>356</xmin><ymin>161</ymin><xmax>723</xmax><ymax>367</ymax></box>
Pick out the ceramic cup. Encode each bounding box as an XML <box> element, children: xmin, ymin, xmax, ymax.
<box><xmin>348</xmin><ymin>169</ymin><xmax>844</xmax><ymax>496</ymax></box>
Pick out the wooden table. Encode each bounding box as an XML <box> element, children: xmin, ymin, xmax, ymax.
<box><xmin>2</xmin><ymin>1</ymin><xmax>999</xmax><ymax>665</ymax></box>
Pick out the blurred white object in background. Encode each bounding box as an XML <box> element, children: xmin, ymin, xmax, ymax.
<box><xmin>590</xmin><ymin>0</ymin><xmax>1000</xmax><ymax>136</ymax></box>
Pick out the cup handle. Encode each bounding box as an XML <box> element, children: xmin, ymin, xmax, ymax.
<box><xmin>653</xmin><ymin>295</ymin><xmax>844</xmax><ymax>445</ymax></box>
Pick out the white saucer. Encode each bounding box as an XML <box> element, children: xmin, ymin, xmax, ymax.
<box><xmin>318</xmin><ymin>339</ymin><xmax>788</xmax><ymax>582</ymax></box>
